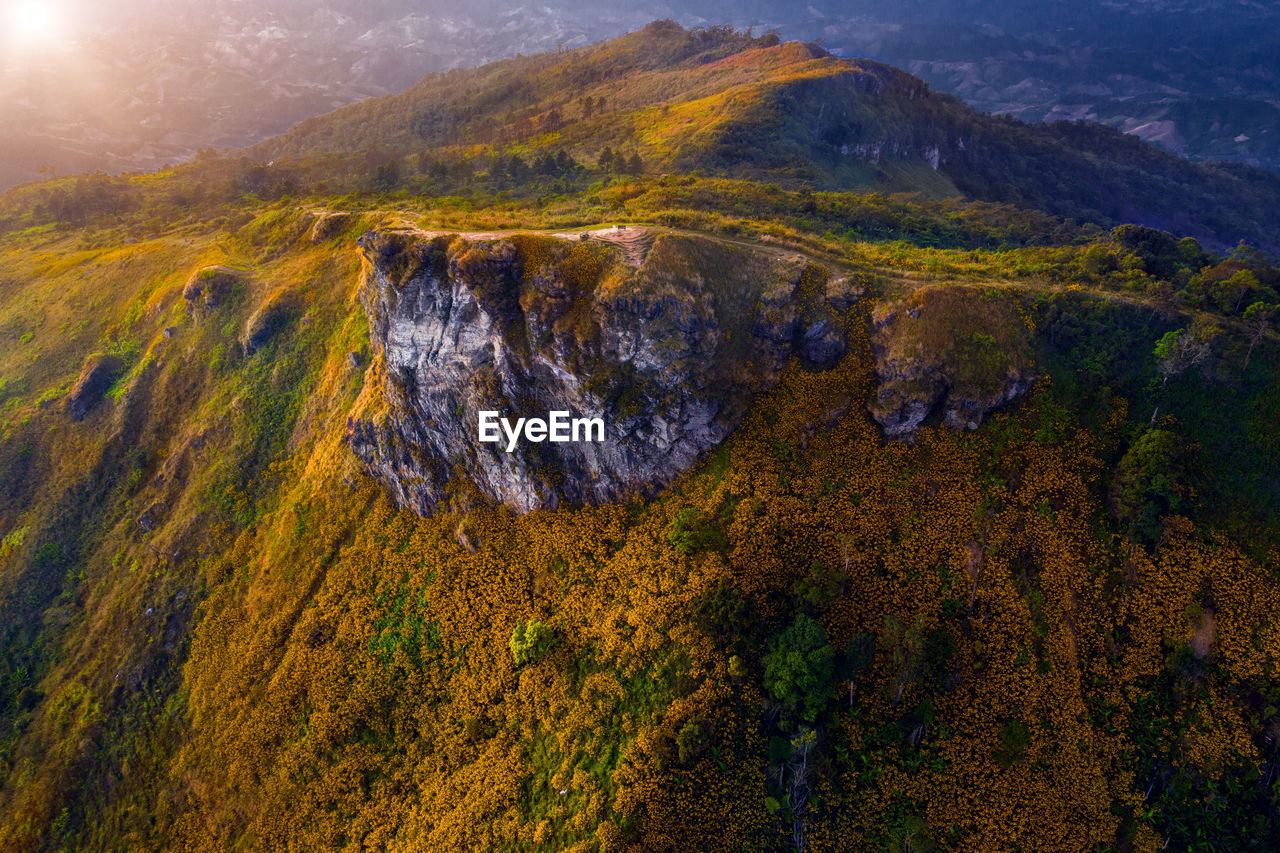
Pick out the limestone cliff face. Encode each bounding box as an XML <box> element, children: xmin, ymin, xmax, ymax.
<box><xmin>347</xmin><ymin>230</ymin><xmax>857</xmax><ymax>514</ymax></box>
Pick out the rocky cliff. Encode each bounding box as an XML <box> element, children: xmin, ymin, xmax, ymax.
<box><xmin>869</xmin><ymin>286</ymin><xmax>1034</xmax><ymax>436</ymax></box>
<box><xmin>347</xmin><ymin>230</ymin><xmax>859</xmax><ymax>514</ymax></box>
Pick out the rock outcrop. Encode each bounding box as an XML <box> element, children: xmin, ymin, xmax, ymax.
<box><xmin>869</xmin><ymin>286</ymin><xmax>1034</xmax><ymax>437</ymax></box>
<box><xmin>241</xmin><ymin>290</ymin><xmax>298</xmax><ymax>354</ymax></box>
<box><xmin>66</xmin><ymin>353</ymin><xmax>124</xmax><ymax>421</ymax></box>
<box><xmin>347</xmin><ymin>230</ymin><xmax>858</xmax><ymax>514</ymax></box>
<box><xmin>309</xmin><ymin>212</ymin><xmax>354</xmax><ymax>244</ymax></box>
<box><xmin>182</xmin><ymin>266</ymin><xmax>241</xmax><ymax>313</ymax></box>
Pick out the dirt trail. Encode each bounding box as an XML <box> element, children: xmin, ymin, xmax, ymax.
<box><xmin>409</xmin><ymin>224</ymin><xmax>660</xmax><ymax>266</ymax></box>
<box><xmin>338</xmin><ymin>206</ymin><xmax>833</xmax><ymax>272</ymax></box>
<box><xmin>552</xmin><ymin>226</ymin><xmax>657</xmax><ymax>266</ymax></box>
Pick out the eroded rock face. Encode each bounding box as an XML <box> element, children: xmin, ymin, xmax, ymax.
<box><xmin>67</xmin><ymin>354</ymin><xmax>124</xmax><ymax>421</ymax></box>
<box><xmin>182</xmin><ymin>266</ymin><xmax>241</xmax><ymax>313</ymax></box>
<box><xmin>869</xmin><ymin>287</ymin><xmax>1034</xmax><ymax>437</ymax></box>
<box><xmin>241</xmin><ymin>291</ymin><xmax>298</xmax><ymax>354</ymax></box>
<box><xmin>347</xmin><ymin>230</ymin><xmax>857</xmax><ymax>514</ymax></box>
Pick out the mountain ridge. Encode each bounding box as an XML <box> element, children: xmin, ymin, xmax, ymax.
<box><xmin>238</xmin><ymin>21</ymin><xmax>1280</xmax><ymax>252</ymax></box>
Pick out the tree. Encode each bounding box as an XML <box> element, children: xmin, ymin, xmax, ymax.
<box><xmin>626</xmin><ymin>152</ymin><xmax>643</xmax><ymax>175</ymax></box>
<box><xmin>1243</xmin><ymin>301</ymin><xmax>1276</xmax><ymax>370</ymax></box>
<box><xmin>885</xmin><ymin>814</ymin><xmax>936</xmax><ymax>853</ymax></box>
<box><xmin>1213</xmin><ymin>269</ymin><xmax>1259</xmax><ymax>314</ymax></box>
<box><xmin>371</xmin><ymin>160</ymin><xmax>401</xmax><ymax>193</ymax></box>
<box><xmin>412</xmin><ymin>108</ymin><xmax>454</xmax><ymax>144</ymax></box>
<box><xmin>788</xmin><ymin>727</ymin><xmax>818</xmax><ymax>852</ymax></box>
<box><xmin>762</xmin><ymin>614</ymin><xmax>835</xmax><ymax>724</ymax></box>
<box><xmin>597</xmin><ymin>146</ymin><xmax>616</xmax><ymax>172</ymax></box>
<box><xmin>541</xmin><ymin>108</ymin><xmax>564</xmax><ymax>133</ymax></box>
<box><xmin>1144</xmin><ymin>279</ymin><xmax>1176</xmax><ymax>321</ymax></box>
<box><xmin>1154</xmin><ymin>325</ymin><xmax>1211</xmax><ymax>384</ymax></box>
<box><xmin>1109</xmin><ymin>428</ymin><xmax>1186</xmax><ymax>544</ymax></box>
<box><xmin>882</xmin><ymin>614</ymin><xmax>954</xmax><ymax>701</ymax></box>
<box><xmin>693</xmin><ymin>583</ymin><xmax>749</xmax><ymax>640</ymax></box>
<box><xmin>1177</xmin><ymin>236</ymin><xmax>1206</xmax><ymax>266</ymax></box>
<box><xmin>792</xmin><ymin>559</ymin><xmax>843</xmax><ymax>611</ymax></box>
<box><xmin>1151</xmin><ymin>316</ymin><xmax>1219</xmax><ymax>423</ymax></box>
<box><xmin>509</xmin><ymin>620</ymin><xmax>555</xmax><ymax>665</ymax></box>
<box><xmin>505</xmin><ymin>154</ymin><xmax>529</xmax><ymax>181</ymax></box>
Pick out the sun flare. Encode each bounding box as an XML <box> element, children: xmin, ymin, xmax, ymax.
<box><xmin>8</xmin><ymin>2</ymin><xmax>61</xmax><ymax>44</ymax></box>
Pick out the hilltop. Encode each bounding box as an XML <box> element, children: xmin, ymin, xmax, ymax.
<box><xmin>9</xmin><ymin>2</ymin><xmax>1280</xmax><ymax>190</ymax></box>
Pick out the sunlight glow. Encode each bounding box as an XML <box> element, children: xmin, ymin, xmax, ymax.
<box><xmin>8</xmin><ymin>2</ymin><xmax>62</xmax><ymax>44</ymax></box>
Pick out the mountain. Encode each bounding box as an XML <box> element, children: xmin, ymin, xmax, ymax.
<box><xmin>1</xmin><ymin>23</ymin><xmax>1280</xmax><ymax>853</ymax></box>
<box><xmin>4</xmin><ymin>1</ymin><xmax>1280</xmax><ymax>191</ymax></box>
<box><xmin>0</xmin><ymin>0</ymin><xmax>659</xmax><ymax>189</ymax></box>
<box><xmin>248</xmin><ymin>21</ymin><xmax>1280</xmax><ymax>251</ymax></box>
<box><xmin>18</xmin><ymin>20</ymin><xmax>1280</xmax><ymax>252</ymax></box>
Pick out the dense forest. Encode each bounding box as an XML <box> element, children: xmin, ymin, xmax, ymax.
<box><xmin>0</xmin><ymin>22</ymin><xmax>1278</xmax><ymax>853</ymax></box>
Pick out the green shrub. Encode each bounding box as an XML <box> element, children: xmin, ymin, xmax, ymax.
<box><xmin>667</xmin><ymin>507</ymin><xmax>726</xmax><ymax>555</ymax></box>
<box><xmin>762</xmin><ymin>613</ymin><xmax>835</xmax><ymax>724</ymax></box>
<box><xmin>1110</xmin><ymin>428</ymin><xmax>1187</xmax><ymax>543</ymax></box>
<box><xmin>509</xmin><ymin>620</ymin><xmax>556</xmax><ymax>666</ymax></box>
<box><xmin>995</xmin><ymin>718</ymin><xmax>1031</xmax><ymax>767</ymax></box>
<box><xmin>675</xmin><ymin>717</ymin><xmax>710</xmax><ymax>764</ymax></box>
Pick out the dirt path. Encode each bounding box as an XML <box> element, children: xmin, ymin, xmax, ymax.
<box><xmin>551</xmin><ymin>226</ymin><xmax>657</xmax><ymax>266</ymax></box>
<box><xmin>408</xmin><ymin>223</ymin><xmax>660</xmax><ymax>266</ymax></box>
<box><xmin>396</xmin><ymin>220</ymin><xmax>816</xmax><ymax>270</ymax></box>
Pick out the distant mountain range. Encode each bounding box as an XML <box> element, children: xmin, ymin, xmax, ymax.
<box><xmin>2</xmin><ymin>0</ymin><xmax>1278</xmax><ymax>191</ymax></box>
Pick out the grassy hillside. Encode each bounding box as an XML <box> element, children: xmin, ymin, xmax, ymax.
<box><xmin>0</xmin><ymin>182</ymin><xmax>1277</xmax><ymax>850</ymax></box>
<box><xmin>0</xmin><ymin>22</ymin><xmax>1279</xmax><ymax>853</ymax></box>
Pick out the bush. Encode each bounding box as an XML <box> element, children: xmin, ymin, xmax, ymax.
<box><xmin>762</xmin><ymin>613</ymin><xmax>835</xmax><ymax>723</ymax></box>
<box><xmin>692</xmin><ymin>583</ymin><xmax>749</xmax><ymax>642</ymax></box>
<box><xmin>667</xmin><ymin>507</ymin><xmax>726</xmax><ymax>555</ymax></box>
<box><xmin>995</xmin><ymin>718</ymin><xmax>1032</xmax><ymax>767</ymax></box>
<box><xmin>676</xmin><ymin>717</ymin><xmax>710</xmax><ymax>764</ymax></box>
<box><xmin>509</xmin><ymin>620</ymin><xmax>556</xmax><ymax>666</ymax></box>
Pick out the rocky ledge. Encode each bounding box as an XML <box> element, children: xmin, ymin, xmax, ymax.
<box><xmin>869</xmin><ymin>286</ymin><xmax>1034</xmax><ymax>436</ymax></box>
<box><xmin>347</xmin><ymin>230</ymin><xmax>860</xmax><ymax>514</ymax></box>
